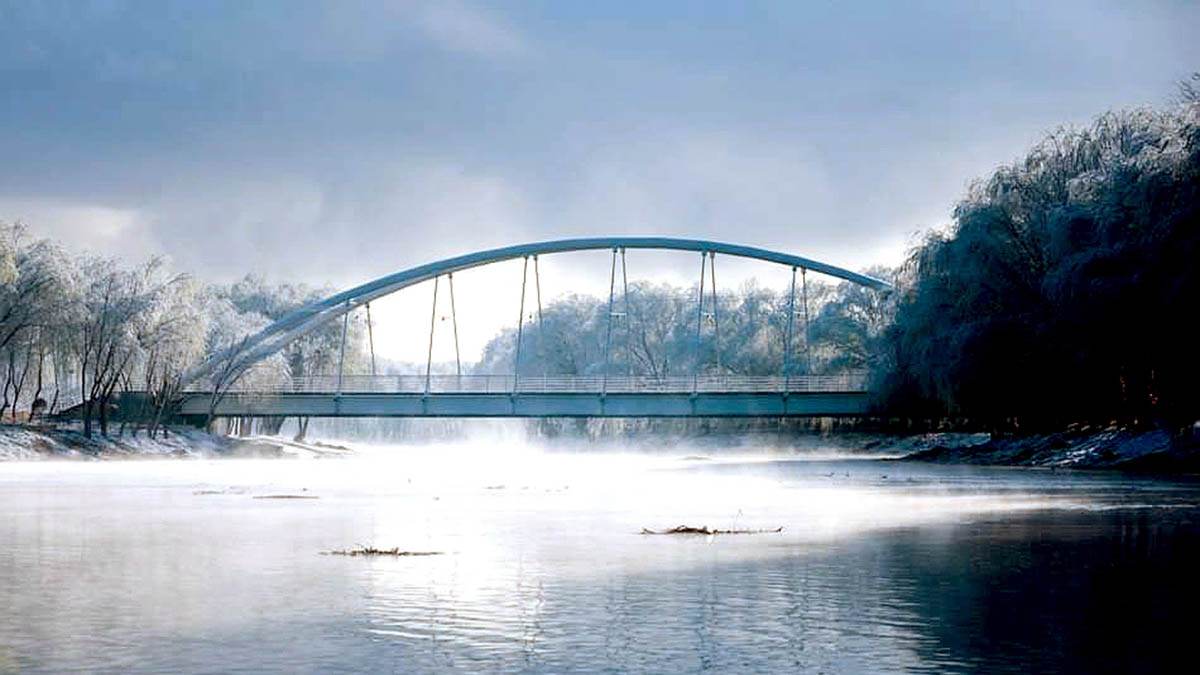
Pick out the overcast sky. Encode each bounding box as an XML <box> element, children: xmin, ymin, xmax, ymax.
<box><xmin>2</xmin><ymin>0</ymin><xmax>1197</xmax><ymax>360</ymax></box>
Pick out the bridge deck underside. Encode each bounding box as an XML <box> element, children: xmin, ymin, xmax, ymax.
<box><xmin>180</xmin><ymin>392</ymin><xmax>872</xmax><ymax>418</ymax></box>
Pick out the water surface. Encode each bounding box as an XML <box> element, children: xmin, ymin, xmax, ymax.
<box><xmin>2</xmin><ymin>442</ymin><xmax>1198</xmax><ymax>673</ymax></box>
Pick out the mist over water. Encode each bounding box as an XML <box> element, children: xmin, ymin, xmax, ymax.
<box><xmin>2</xmin><ymin>435</ymin><xmax>1199</xmax><ymax>673</ymax></box>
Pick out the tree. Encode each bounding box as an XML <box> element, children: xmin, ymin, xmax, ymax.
<box><xmin>212</xmin><ymin>275</ymin><xmax>366</xmax><ymax>436</ymax></box>
<box><xmin>69</xmin><ymin>257</ymin><xmax>180</xmax><ymax>437</ymax></box>
<box><xmin>1178</xmin><ymin>71</ymin><xmax>1200</xmax><ymax>105</ymax></box>
<box><xmin>882</xmin><ymin>105</ymin><xmax>1200</xmax><ymax>433</ymax></box>
<box><xmin>0</xmin><ymin>223</ymin><xmax>70</xmax><ymax>421</ymax></box>
<box><xmin>476</xmin><ymin>276</ymin><xmax>875</xmax><ymax>382</ymax></box>
<box><xmin>805</xmin><ymin>266</ymin><xmax>897</xmax><ymax>376</ymax></box>
<box><xmin>136</xmin><ymin>277</ymin><xmax>209</xmax><ymax>438</ymax></box>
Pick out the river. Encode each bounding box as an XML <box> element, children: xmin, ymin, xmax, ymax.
<box><xmin>2</xmin><ymin>439</ymin><xmax>1198</xmax><ymax>673</ymax></box>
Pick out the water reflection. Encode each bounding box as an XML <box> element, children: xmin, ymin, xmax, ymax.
<box><xmin>1</xmin><ymin>443</ymin><xmax>1198</xmax><ymax>672</ymax></box>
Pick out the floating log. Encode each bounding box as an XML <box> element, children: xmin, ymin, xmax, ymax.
<box><xmin>640</xmin><ymin>525</ymin><xmax>783</xmax><ymax>535</ymax></box>
<box><xmin>323</xmin><ymin>547</ymin><xmax>444</xmax><ymax>557</ymax></box>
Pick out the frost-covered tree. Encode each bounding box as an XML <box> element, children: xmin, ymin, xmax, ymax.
<box><xmin>132</xmin><ymin>277</ymin><xmax>212</xmax><ymax>437</ymax></box>
<box><xmin>68</xmin><ymin>257</ymin><xmax>183</xmax><ymax>437</ymax></box>
<box><xmin>477</xmin><ymin>277</ymin><xmax>878</xmax><ymax>381</ymax></box>
<box><xmin>217</xmin><ymin>274</ymin><xmax>367</xmax><ymax>383</ymax></box>
<box><xmin>808</xmin><ymin>266</ymin><xmax>898</xmax><ymax>376</ymax></box>
<box><xmin>0</xmin><ymin>224</ymin><xmax>71</xmax><ymax>421</ymax></box>
<box><xmin>882</xmin><ymin>102</ymin><xmax>1200</xmax><ymax>433</ymax></box>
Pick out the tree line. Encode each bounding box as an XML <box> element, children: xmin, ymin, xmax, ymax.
<box><xmin>0</xmin><ymin>226</ymin><xmax>368</xmax><ymax>438</ymax></box>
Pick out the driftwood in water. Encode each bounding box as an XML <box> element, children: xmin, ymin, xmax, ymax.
<box><xmin>324</xmin><ymin>547</ymin><xmax>444</xmax><ymax>557</ymax></box>
<box><xmin>640</xmin><ymin>525</ymin><xmax>783</xmax><ymax>535</ymax></box>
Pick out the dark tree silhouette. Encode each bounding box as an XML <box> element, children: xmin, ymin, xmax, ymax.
<box><xmin>880</xmin><ymin>101</ymin><xmax>1200</xmax><ymax>435</ymax></box>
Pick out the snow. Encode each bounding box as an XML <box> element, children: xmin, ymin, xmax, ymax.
<box><xmin>0</xmin><ymin>424</ymin><xmax>228</xmax><ymax>461</ymax></box>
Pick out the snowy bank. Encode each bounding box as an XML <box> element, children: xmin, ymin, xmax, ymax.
<box><xmin>0</xmin><ymin>424</ymin><xmax>230</xmax><ymax>460</ymax></box>
<box><xmin>0</xmin><ymin>425</ymin><xmax>356</xmax><ymax>461</ymax></box>
<box><xmin>901</xmin><ymin>427</ymin><xmax>1200</xmax><ymax>472</ymax></box>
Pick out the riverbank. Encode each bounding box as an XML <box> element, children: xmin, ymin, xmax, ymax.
<box><xmin>901</xmin><ymin>426</ymin><xmax>1200</xmax><ymax>472</ymax></box>
<box><xmin>0</xmin><ymin>424</ymin><xmax>353</xmax><ymax>461</ymax></box>
<box><xmin>5</xmin><ymin>422</ymin><xmax>1198</xmax><ymax>472</ymax></box>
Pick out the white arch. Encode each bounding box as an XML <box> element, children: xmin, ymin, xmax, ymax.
<box><xmin>186</xmin><ymin>237</ymin><xmax>891</xmax><ymax>385</ymax></box>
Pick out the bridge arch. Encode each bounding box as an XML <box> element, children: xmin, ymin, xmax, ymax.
<box><xmin>187</xmin><ymin>237</ymin><xmax>891</xmax><ymax>386</ymax></box>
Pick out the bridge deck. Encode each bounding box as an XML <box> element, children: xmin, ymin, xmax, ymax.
<box><xmin>178</xmin><ymin>391</ymin><xmax>871</xmax><ymax>418</ymax></box>
<box><xmin>178</xmin><ymin>374</ymin><xmax>872</xmax><ymax>418</ymax></box>
<box><xmin>190</xmin><ymin>373</ymin><xmax>868</xmax><ymax>394</ymax></box>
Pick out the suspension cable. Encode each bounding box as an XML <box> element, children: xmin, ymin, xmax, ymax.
<box><xmin>448</xmin><ymin>273</ymin><xmax>461</xmax><ymax>377</ymax></box>
<box><xmin>337</xmin><ymin>298</ymin><xmax>350</xmax><ymax>397</ymax></box>
<box><xmin>694</xmin><ymin>251</ymin><xmax>707</xmax><ymax>393</ymax></box>
<box><xmin>785</xmin><ymin>266</ymin><xmax>797</xmax><ymax>389</ymax></box>
<box><xmin>534</xmin><ymin>254</ymin><xmax>544</xmax><ymax>377</ymax></box>
<box><xmin>533</xmin><ymin>255</ymin><xmax>543</xmax><ymax>324</ymax></box>
<box><xmin>513</xmin><ymin>256</ymin><xmax>529</xmax><ymax>392</ymax></box>
<box><xmin>802</xmin><ymin>266</ymin><xmax>811</xmax><ymax>375</ymax></box>
<box><xmin>621</xmin><ymin>247</ymin><xmax>631</xmax><ymax>377</ymax></box>
<box><xmin>424</xmin><ymin>276</ymin><xmax>439</xmax><ymax>395</ymax></box>
<box><xmin>365</xmin><ymin>301</ymin><xmax>376</xmax><ymax>377</ymax></box>
<box><xmin>709</xmin><ymin>251</ymin><xmax>720</xmax><ymax>373</ymax></box>
<box><xmin>602</xmin><ymin>247</ymin><xmax>618</xmax><ymax>395</ymax></box>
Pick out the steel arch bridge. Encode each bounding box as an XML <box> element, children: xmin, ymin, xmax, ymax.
<box><xmin>177</xmin><ymin>237</ymin><xmax>890</xmax><ymax>419</ymax></box>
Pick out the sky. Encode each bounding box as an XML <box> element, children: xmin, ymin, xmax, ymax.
<box><xmin>2</xmin><ymin>0</ymin><xmax>1198</xmax><ymax>361</ymax></box>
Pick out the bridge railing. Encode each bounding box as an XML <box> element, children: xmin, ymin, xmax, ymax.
<box><xmin>187</xmin><ymin>373</ymin><xmax>868</xmax><ymax>394</ymax></box>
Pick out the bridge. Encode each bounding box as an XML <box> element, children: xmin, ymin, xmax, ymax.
<box><xmin>176</xmin><ymin>373</ymin><xmax>872</xmax><ymax>419</ymax></box>
<box><xmin>177</xmin><ymin>237</ymin><xmax>889</xmax><ymax>420</ymax></box>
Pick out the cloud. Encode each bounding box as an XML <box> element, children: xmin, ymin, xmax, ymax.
<box><xmin>556</xmin><ymin>131</ymin><xmax>834</xmax><ymax>241</ymax></box>
<box><xmin>3</xmin><ymin>0</ymin><xmax>1199</xmax><ymax>293</ymax></box>
<box><xmin>98</xmin><ymin>161</ymin><xmax>535</xmax><ymax>286</ymax></box>
<box><xmin>0</xmin><ymin>199</ymin><xmax>159</xmax><ymax>264</ymax></box>
<box><xmin>412</xmin><ymin>0</ymin><xmax>529</xmax><ymax>58</ymax></box>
